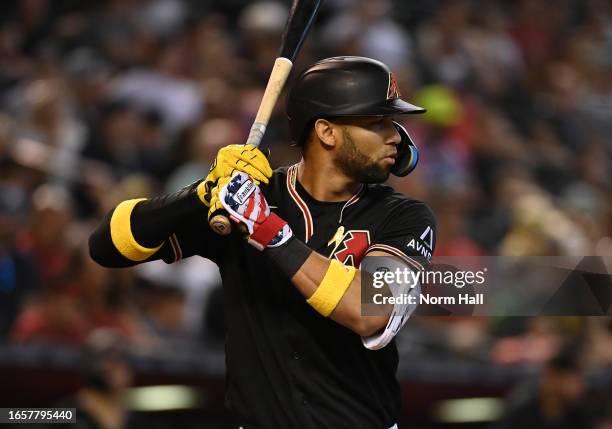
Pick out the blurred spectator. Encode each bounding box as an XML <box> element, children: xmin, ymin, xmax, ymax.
<box><xmin>133</xmin><ymin>108</ymin><xmax>174</xmax><ymax>179</ymax></box>
<box><xmin>412</xmin><ymin>85</ymin><xmax>474</xmax><ymax>192</ymax></box>
<box><xmin>583</xmin><ymin>317</ymin><xmax>612</xmax><ymax>369</ymax></box>
<box><xmin>165</xmin><ymin>118</ymin><xmax>243</xmax><ymax>191</ymax></box>
<box><xmin>136</xmin><ymin>256</ymin><xmax>222</xmax><ymax>339</ymax></box>
<box><xmin>0</xmin><ymin>182</ymin><xmax>39</xmax><ymax>335</ymax></box>
<box><xmin>239</xmin><ymin>1</ymin><xmax>289</xmax><ymax>75</ymax></box>
<box><xmin>63</xmin><ymin>48</ymin><xmax>113</xmax><ymax>133</ymax></box>
<box><xmin>431</xmin><ymin>190</ymin><xmax>485</xmax><ymax>256</ymax></box>
<box><xmin>494</xmin><ymin>347</ymin><xmax>597</xmax><ymax>429</ymax></box>
<box><xmin>14</xmin><ymin>78</ymin><xmax>87</xmax><ymax>184</ymax></box>
<box><xmin>10</xmin><ymin>243</ymin><xmax>146</xmax><ymax>347</ymax></box>
<box><xmin>417</xmin><ymin>0</ymin><xmax>474</xmax><ymax>86</ymax></box>
<box><xmin>322</xmin><ymin>0</ymin><xmax>413</xmax><ymax>70</ymax></box>
<box><xmin>18</xmin><ymin>184</ymin><xmax>75</xmax><ymax>286</ymax></box>
<box><xmin>491</xmin><ymin>317</ymin><xmax>568</xmax><ymax>366</ymax></box>
<box><xmin>10</xmin><ymin>286</ymin><xmax>89</xmax><ymax>345</ymax></box>
<box><xmin>64</xmin><ymin>340</ymin><xmax>133</xmax><ymax>429</ymax></box>
<box><xmin>136</xmin><ymin>281</ymin><xmax>189</xmax><ymax>345</ymax></box>
<box><xmin>596</xmin><ymin>415</ymin><xmax>612</xmax><ymax>429</ymax></box>
<box><xmin>81</xmin><ymin>100</ymin><xmax>142</xmax><ymax>175</ymax></box>
<box><xmin>111</xmin><ymin>36</ymin><xmax>204</xmax><ymax>135</ymax></box>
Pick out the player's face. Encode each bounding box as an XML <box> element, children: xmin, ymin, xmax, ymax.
<box><xmin>332</xmin><ymin>116</ymin><xmax>401</xmax><ymax>183</ymax></box>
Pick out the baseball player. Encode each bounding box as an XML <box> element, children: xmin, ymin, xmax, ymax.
<box><xmin>89</xmin><ymin>56</ymin><xmax>436</xmax><ymax>429</ymax></box>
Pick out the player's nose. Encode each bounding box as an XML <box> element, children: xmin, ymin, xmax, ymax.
<box><xmin>385</xmin><ymin>120</ymin><xmax>401</xmax><ymax>146</ymax></box>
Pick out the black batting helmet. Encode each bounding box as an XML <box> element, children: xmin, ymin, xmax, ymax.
<box><xmin>286</xmin><ymin>56</ymin><xmax>425</xmax><ymax>176</ymax></box>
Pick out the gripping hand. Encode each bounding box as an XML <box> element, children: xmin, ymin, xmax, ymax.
<box><xmin>219</xmin><ymin>172</ymin><xmax>292</xmax><ymax>250</ymax></box>
<box><xmin>197</xmin><ymin>144</ymin><xmax>272</xmax><ymax>209</ymax></box>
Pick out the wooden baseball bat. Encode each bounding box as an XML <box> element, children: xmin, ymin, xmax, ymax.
<box><xmin>209</xmin><ymin>0</ymin><xmax>323</xmax><ymax>235</ymax></box>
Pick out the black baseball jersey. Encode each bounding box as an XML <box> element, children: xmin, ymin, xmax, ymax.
<box><xmin>89</xmin><ymin>164</ymin><xmax>436</xmax><ymax>429</ymax></box>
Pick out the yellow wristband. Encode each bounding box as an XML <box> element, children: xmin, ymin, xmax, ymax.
<box><xmin>110</xmin><ymin>199</ymin><xmax>163</xmax><ymax>261</ymax></box>
<box><xmin>307</xmin><ymin>259</ymin><xmax>356</xmax><ymax>317</ymax></box>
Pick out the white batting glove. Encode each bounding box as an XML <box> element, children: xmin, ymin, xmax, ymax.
<box><xmin>219</xmin><ymin>172</ymin><xmax>293</xmax><ymax>250</ymax></box>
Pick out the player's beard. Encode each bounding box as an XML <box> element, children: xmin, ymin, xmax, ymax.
<box><xmin>334</xmin><ymin>127</ymin><xmax>390</xmax><ymax>184</ymax></box>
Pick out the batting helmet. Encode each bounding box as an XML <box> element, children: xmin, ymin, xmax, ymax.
<box><xmin>286</xmin><ymin>56</ymin><xmax>425</xmax><ymax>177</ymax></box>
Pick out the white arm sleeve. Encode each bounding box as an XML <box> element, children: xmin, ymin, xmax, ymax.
<box><xmin>360</xmin><ymin>257</ymin><xmax>421</xmax><ymax>350</ymax></box>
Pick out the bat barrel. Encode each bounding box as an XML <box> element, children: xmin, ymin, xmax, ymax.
<box><xmin>279</xmin><ymin>0</ymin><xmax>323</xmax><ymax>60</ymax></box>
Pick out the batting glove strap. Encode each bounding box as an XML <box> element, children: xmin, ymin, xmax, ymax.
<box><xmin>248</xmin><ymin>212</ymin><xmax>291</xmax><ymax>250</ymax></box>
<box><xmin>264</xmin><ymin>235</ymin><xmax>312</xmax><ymax>279</ymax></box>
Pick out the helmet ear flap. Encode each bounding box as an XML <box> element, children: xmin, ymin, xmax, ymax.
<box><xmin>391</xmin><ymin>121</ymin><xmax>419</xmax><ymax>177</ymax></box>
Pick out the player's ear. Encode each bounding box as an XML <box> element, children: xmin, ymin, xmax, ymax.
<box><xmin>313</xmin><ymin>119</ymin><xmax>337</xmax><ymax>149</ymax></box>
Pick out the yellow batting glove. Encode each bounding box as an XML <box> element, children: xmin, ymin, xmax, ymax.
<box><xmin>206</xmin><ymin>176</ymin><xmax>231</xmax><ymax>223</ymax></box>
<box><xmin>197</xmin><ymin>144</ymin><xmax>272</xmax><ymax>207</ymax></box>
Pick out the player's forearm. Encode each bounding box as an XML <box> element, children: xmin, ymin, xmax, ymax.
<box><xmin>266</xmin><ymin>236</ymin><xmax>391</xmax><ymax>336</ymax></box>
<box><xmin>129</xmin><ymin>181</ymin><xmax>207</xmax><ymax>246</ymax></box>
<box><xmin>290</xmin><ymin>251</ymin><xmax>391</xmax><ymax>336</ymax></box>
<box><xmin>89</xmin><ymin>181</ymin><xmax>207</xmax><ymax>267</ymax></box>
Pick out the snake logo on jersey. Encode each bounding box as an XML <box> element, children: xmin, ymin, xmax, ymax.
<box><xmin>328</xmin><ymin>226</ymin><xmax>371</xmax><ymax>267</ymax></box>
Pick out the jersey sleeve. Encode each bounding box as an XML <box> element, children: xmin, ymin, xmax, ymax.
<box><xmin>361</xmin><ymin>199</ymin><xmax>436</xmax><ymax>350</ymax></box>
<box><xmin>366</xmin><ymin>200</ymin><xmax>436</xmax><ymax>270</ymax></box>
<box><xmin>89</xmin><ymin>183</ymin><xmax>222</xmax><ymax>268</ymax></box>
<box><xmin>154</xmin><ymin>210</ymin><xmax>222</xmax><ymax>264</ymax></box>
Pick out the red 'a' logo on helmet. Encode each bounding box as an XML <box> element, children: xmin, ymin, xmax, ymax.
<box><xmin>387</xmin><ymin>72</ymin><xmax>402</xmax><ymax>99</ymax></box>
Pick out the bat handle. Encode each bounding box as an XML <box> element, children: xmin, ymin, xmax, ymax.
<box><xmin>245</xmin><ymin>122</ymin><xmax>267</xmax><ymax>147</ymax></box>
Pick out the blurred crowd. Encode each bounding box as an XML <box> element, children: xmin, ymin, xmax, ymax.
<box><xmin>0</xmin><ymin>0</ymin><xmax>611</xmax><ymax>425</ymax></box>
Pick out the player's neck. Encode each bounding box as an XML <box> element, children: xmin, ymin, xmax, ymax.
<box><xmin>297</xmin><ymin>159</ymin><xmax>361</xmax><ymax>202</ymax></box>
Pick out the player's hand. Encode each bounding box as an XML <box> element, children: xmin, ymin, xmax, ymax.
<box><xmin>196</xmin><ymin>144</ymin><xmax>273</xmax><ymax>208</ymax></box>
<box><xmin>206</xmin><ymin>175</ymin><xmax>231</xmax><ymax>224</ymax></box>
<box><xmin>219</xmin><ymin>172</ymin><xmax>292</xmax><ymax>250</ymax></box>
